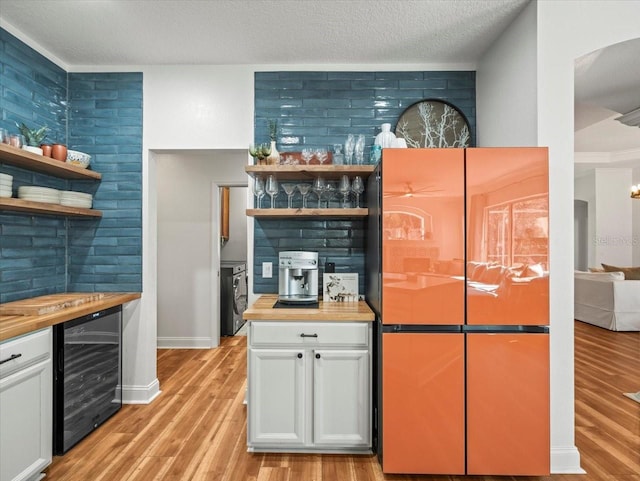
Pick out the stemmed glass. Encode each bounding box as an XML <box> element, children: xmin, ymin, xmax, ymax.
<box><xmin>338</xmin><ymin>175</ymin><xmax>351</xmax><ymax>208</ymax></box>
<box><xmin>301</xmin><ymin>148</ymin><xmax>314</xmax><ymax>165</ymax></box>
<box><xmin>252</xmin><ymin>176</ymin><xmax>265</xmax><ymax>209</ymax></box>
<box><xmin>297</xmin><ymin>183</ymin><xmax>312</xmax><ymax>208</ymax></box>
<box><xmin>313</xmin><ymin>177</ymin><xmax>326</xmax><ymax>208</ymax></box>
<box><xmin>315</xmin><ymin>148</ymin><xmax>329</xmax><ymax>165</ymax></box>
<box><xmin>282</xmin><ymin>183</ymin><xmax>296</xmax><ymax>209</ymax></box>
<box><xmin>354</xmin><ymin>134</ymin><xmax>365</xmax><ymax>164</ymax></box>
<box><xmin>266</xmin><ymin>175</ymin><xmax>279</xmax><ymax>208</ymax></box>
<box><xmin>345</xmin><ymin>134</ymin><xmax>355</xmax><ymax>165</ymax></box>
<box><xmin>352</xmin><ymin>176</ymin><xmax>364</xmax><ymax>208</ymax></box>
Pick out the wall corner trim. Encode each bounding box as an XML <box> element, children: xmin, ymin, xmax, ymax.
<box><xmin>550</xmin><ymin>446</ymin><xmax>585</xmax><ymax>474</ymax></box>
<box><xmin>122</xmin><ymin>379</ymin><xmax>161</xmax><ymax>405</ymax></box>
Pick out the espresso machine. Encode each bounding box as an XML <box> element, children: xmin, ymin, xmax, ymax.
<box><xmin>278</xmin><ymin>251</ymin><xmax>318</xmax><ymax>304</ymax></box>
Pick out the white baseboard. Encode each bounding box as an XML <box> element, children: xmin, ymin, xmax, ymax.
<box><xmin>122</xmin><ymin>378</ymin><xmax>161</xmax><ymax>404</ymax></box>
<box><xmin>551</xmin><ymin>446</ymin><xmax>585</xmax><ymax>474</ymax></box>
<box><xmin>157</xmin><ymin>336</ymin><xmax>213</xmax><ymax>349</ymax></box>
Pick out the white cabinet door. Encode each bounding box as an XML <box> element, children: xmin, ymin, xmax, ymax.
<box><xmin>0</xmin><ymin>360</ymin><xmax>52</xmax><ymax>481</ymax></box>
<box><xmin>313</xmin><ymin>349</ymin><xmax>370</xmax><ymax>447</ymax></box>
<box><xmin>248</xmin><ymin>348</ymin><xmax>306</xmax><ymax>446</ymax></box>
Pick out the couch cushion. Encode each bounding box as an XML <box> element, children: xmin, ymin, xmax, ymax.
<box><xmin>602</xmin><ymin>263</ymin><xmax>640</xmax><ymax>280</ymax></box>
<box><xmin>575</xmin><ymin>270</ymin><xmax>625</xmax><ymax>281</ymax></box>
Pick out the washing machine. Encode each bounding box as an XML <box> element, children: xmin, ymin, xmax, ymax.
<box><xmin>220</xmin><ymin>261</ymin><xmax>248</xmax><ymax>336</ymax></box>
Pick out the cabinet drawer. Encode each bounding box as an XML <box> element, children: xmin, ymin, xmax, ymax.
<box><xmin>0</xmin><ymin>328</ymin><xmax>52</xmax><ymax>379</ymax></box>
<box><xmin>250</xmin><ymin>322</ymin><xmax>369</xmax><ymax>347</ymax></box>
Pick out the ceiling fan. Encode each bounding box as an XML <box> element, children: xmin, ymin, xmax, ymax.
<box><xmin>383</xmin><ymin>182</ymin><xmax>444</xmax><ymax>198</ymax></box>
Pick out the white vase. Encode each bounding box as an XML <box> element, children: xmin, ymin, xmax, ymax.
<box><xmin>266</xmin><ymin>140</ymin><xmax>280</xmax><ymax>165</ymax></box>
<box><xmin>374</xmin><ymin>123</ymin><xmax>396</xmax><ymax>148</ymax></box>
<box><xmin>23</xmin><ymin>145</ymin><xmax>43</xmax><ymax>156</ymax></box>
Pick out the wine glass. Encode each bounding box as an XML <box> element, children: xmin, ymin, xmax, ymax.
<box><xmin>266</xmin><ymin>175</ymin><xmax>279</xmax><ymax>208</ymax></box>
<box><xmin>315</xmin><ymin>148</ymin><xmax>329</xmax><ymax>165</ymax></box>
<box><xmin>301</xmin><ymin>148</ymin><xmax>314</xmax><ymax>165</ymax></box>
<box><xmin>252</xmin><ymin>176</ymin><xmax>265</xmax><ymax>209</ymax></box>
<box><xmin>344</xmin><ymin>134</ymin><xmax>355</xmax><ymax>165</ymax></box>
<box><xmin>313</xmin><ymin>177</ymin><xmax>326</xmax><ymax>208</ymax></box>
<box><xmin>282</xmin><ymin>183</ymin><xmax>296</xmax><ymax>209</ymax></box>
<box><xmin>352</xmin><ymin>176</ymin><xmax>364</xmax><ymax>208</ymax></box>
<box><xmin>338</xmin><ymin>175</ymin><xmax>351</xmax><ymax>208</ymax></box>
<box><xmin>297</xmin><ymin>183</ymin><xmax>312</xmax><ymax>208</ymax></box>
<box><xmin>354</xmin><ymin>134</ymin><xmax>365</xmax><ymax>165</ymax></box>
<box><xmin>324</xmin><ymin>182</ymin><xmax>336</xmax><ymax>208</ymax></box>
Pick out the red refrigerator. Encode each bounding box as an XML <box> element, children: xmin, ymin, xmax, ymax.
<box><xmin>367</xmin><ymin>147</ymin><xmax>550</xmax><ymax>475</ymax></box>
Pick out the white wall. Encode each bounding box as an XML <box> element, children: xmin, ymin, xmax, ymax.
<box><xmin>594</xmin><ymin>168</ymin><xmax>633</xmax><ymax>266</ymax></box>
<box><xmin>476</xmin><ymin>0</ymin><xmax>640</xmax><ymax>473</ymax></box>
<box><xmin>156</xmin><ymin>150</ymin><xmax>247</xmax><ymax>348</ymax></box>
<box><xmin>634</xmin><ymin>167</ymin><xmax>640</xmax><ymax>266</ymax></box>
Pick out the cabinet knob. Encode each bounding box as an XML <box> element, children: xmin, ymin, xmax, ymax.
<box><xmin>297</xmin><ymin>353</ymin><xmax>303</xmax><ymax>359</ymax></box>
<box><xmin>315</xmin><ymin>353</ymin><xmax>321</xmax><ymax>359</ymax></box>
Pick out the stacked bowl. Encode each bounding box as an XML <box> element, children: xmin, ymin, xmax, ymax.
<box><xmin>0</xmin><ymin>173</ymin><xmax>12</xmax><ymax>198</ymax></box>
<box><xmin>18</xmin><ymin>186</ymin><xmax>61</xmax><ymax>204</ymax></box>
<box><xmin>60</xmin><ymin>190</ymin><xmax>93</xmax><ymax>208</ymax></box>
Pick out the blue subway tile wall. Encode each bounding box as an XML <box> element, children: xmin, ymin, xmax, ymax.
<box><xmin>67</xmin><ymin>73</ymin><xmax>143</xmax><ymax>292</ymax></box>
<box><xmin>0</xmin><ymin>28</ymin><xmax>69</xmax><ymax>302</ymax></box>
<box><xmin>253</xmin><ymin>71</ymin><xmax>475</xmax><ymax>294</ymax></box>
<box><xmin>0</xmin><ymin>28</ymin><xmax>143</xmax><ymax>302</ymax></box>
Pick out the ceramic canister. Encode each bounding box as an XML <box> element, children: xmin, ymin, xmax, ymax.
<box><xmin>40</xmin><ymin>144</ymin><xmax>52</xmax><ymax>157</ymax></box>
<box><xmin>51</xmin><ymin>144</ymin><xmax>67</xmax><ymax>161</ymax></box>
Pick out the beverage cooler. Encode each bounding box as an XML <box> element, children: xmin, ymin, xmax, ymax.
<box><xmin>53</xmin><ymin>306</ymin><xmax>122</xmax><ymax>454</ymax></box>
<box><xmin>367</xmin><ymin>148</ymin><xmax>550</xmax><ymax>475</ymax></box>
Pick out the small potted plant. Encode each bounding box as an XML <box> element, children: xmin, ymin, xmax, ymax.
<box><xmin>16</xmin><ymin>122</ymin><xmax>49</xmax><ymax>155</ymax></box>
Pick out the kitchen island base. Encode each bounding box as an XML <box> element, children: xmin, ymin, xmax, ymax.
<box><xmin>244</xmin><ymin>296</ymin><xmax>374</xmax><ymax>454</ymax></box>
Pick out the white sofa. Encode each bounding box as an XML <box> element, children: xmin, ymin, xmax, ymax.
<box><xmin>574</xmin><ymin>271</ymin><xmax>640</xmax><ymax>331</ymax></box>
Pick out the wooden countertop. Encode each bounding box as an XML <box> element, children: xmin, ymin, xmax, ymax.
<box><xmin>0</xmin><ymin>292</ymin><xmax>141</xmax><ymax>341</ymax></box>
<box><xmin>243</xmin><ymin>295</ymin><xmax>374</xmax><ymax>322</ymax></box>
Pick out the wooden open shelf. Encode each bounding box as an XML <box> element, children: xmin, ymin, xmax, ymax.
<box><xmin>247</xmin><ymin>208</ymin><xmax>367</xmax><ymax>218</ymax></box>
<box><xmin>245</xmin><ymin>164</ymin><xmax>375</xmax><ymax>181</ymax></box>
<box><xmin>0</xmin><ymin>143</ymin><xmax>101</xmax><ymax>180</ymax></box>
<box><xmin>0</xmin><ymin>198</ymin><xmax>102</xmax><ymax>218</ymax></box>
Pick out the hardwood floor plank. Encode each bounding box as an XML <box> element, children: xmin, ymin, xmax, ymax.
<box><xmin>44</xmin><ymin>322</ymin><xmax>639</xmax><ymax>481</ymax></box>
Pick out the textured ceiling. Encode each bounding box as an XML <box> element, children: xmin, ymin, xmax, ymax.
<box><xmin>0</xmin><ymin>0</ymin><xmax>529</xmax><ymax>67</ymax></box>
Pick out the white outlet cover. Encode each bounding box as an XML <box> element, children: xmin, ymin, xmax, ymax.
<box><xmin>262</xmin><ymin>262</ymin><xmax>272</xmax><ymax>278</ymax></box>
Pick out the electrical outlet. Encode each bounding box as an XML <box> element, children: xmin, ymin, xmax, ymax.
<box><xmin>262</xmin><ymin>262</ymin><xmax>272</xmax><ymax>278</ymax></box>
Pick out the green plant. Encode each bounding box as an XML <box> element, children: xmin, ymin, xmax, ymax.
<box><xmin>268</xmin><ymin>119</ymin><xmax>278</xmax><ymax>142</ymax></box>
<box><xmin>16</xmin><ymin>122</ymin><xmax>49</xmax><ymax>147</ymax></box>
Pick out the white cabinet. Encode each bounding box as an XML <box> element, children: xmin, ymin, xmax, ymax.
<box><xmin>0</xmin><ymin>328</ymin><xmax>52</xmax><ymax>481</ymax></box>
<box><xmin>248</xmin><ymin>348</ymin><xmax>306</xmax><ymax>445</ymax></box>
<box><xmin>247</xmin><ymin>321</ymin><xmax>371</xmax><ymax>453</ymax></box>
<box><xmin>313</xmin><ymin>349</ymin><xmax>370</xmax><ymax>447</ymax></box>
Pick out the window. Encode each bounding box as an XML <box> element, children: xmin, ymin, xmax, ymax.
<box><xmin>484</xmin><ymin>195</ymin><xmax>548</xmax><ymax>269</ymax></box>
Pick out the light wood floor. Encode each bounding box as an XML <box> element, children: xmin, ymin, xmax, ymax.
<box><xmin>45</xmin><ymin>321</ymin><xmax>640</xmax><ymax>481</ymax></box>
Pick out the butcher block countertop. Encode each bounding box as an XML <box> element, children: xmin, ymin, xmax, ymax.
<box><xmin>243</xmin><ymin>294</ymin><xmax>374</xmax><ymax>322</ymax></box>
<box><xmin>0</xmin><ymin>292</ymin><xmax>141</xmax><ymax>341</ymax></box>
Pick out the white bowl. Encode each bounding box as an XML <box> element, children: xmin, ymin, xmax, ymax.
<box><xmin>0</xmin><ymin>187</ymin><xmax>12</xmax><ymax>198</ymax></box>
<box><xmin>66</xmin><ymin>150</ymin><xmax>91</xmax><ymax>168</ymax></box>
<box><xmin>0</xmin><ymin>173</ymin><xmax>13</xmax><ymax>182</ymax></box>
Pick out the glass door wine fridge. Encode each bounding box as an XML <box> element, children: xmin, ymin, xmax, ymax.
<box><xmin>53</xmin><ymin>305</ymin><xmax>122</xmax><ymax>454</ymax></box>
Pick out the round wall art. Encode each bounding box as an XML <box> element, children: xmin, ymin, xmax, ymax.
<box><xmin>395</xmin><ymin>99</ymin><xmax>471</xmax><ymax>148</ymax></box>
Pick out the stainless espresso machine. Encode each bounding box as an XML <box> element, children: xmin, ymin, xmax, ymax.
<box><xmin>278</xmin><ymin>251</ymin><xmax>318</xmax><ymax>304</ymax></box>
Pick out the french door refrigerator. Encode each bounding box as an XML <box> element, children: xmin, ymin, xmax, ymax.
<box><xmin>366</xmin><ymin>147</ymin><xmax>550</xmax><ymax>476</ymax></box>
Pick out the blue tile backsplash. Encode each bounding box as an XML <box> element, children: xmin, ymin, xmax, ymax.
<box><xmin>253</xmin><ymin>70</ymin><xmax>475</xmax><ymax>295</ymax></box>
<box><xmin>0</xmin><ymin>28</ymin><xmax>142</xmax><ymax>302</ymax></box>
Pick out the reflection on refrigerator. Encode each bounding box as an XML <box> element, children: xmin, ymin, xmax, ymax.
<box><xmin>367</xmin><ymin>147</ymin><xmax>550</xmax><ymax>476</ymax></box>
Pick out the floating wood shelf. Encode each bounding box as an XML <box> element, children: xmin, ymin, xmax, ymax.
<box><xmin>0</xmin><ymin>198</ymin><xmax>102</xmax><ymax>217</ymax></box>
<box><xmin>0</xmin><ymin>144</ymin><xmax>101</xmax><ymax>180</ymax></box>
<box><xmin>245</xmin><ymin>164</ymin><xmax>375</xmax><ymax>181</ymax></box>
<box><xmin>247</xmin><ymin>208</ymin><xmax>367</xmax><ymax>218</ymax></box>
